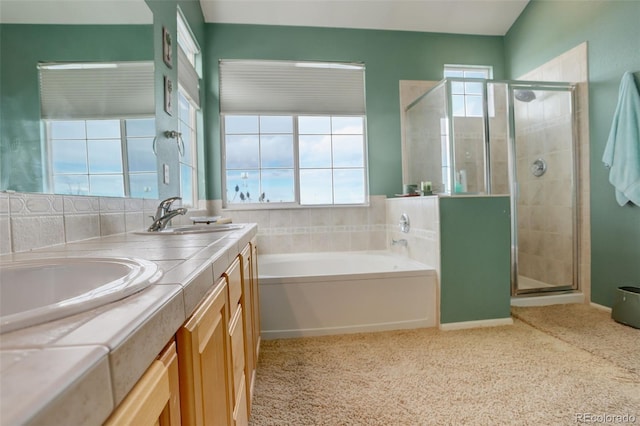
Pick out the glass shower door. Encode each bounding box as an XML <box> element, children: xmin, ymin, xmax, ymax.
<box><xmin>510</xmin><ymin>85</ymin><xmax>578</xmax><ymax>294</ymax></box>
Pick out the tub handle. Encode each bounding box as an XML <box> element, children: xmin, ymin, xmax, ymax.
<box><xmin>399</xmin><ymin>213</ymin><xmax>410</xmax><ymax>233</ymax></box>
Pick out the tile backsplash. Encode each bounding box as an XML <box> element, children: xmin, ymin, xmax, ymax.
<box><xmin>2</xmin><ymin>192</ymin><xmax>444</xmax><ymax>270</ymax></box>
<box><xmin>1</xmin><ymin>192</ymin><xmax>161</xmax><ymax>254</ymax></box>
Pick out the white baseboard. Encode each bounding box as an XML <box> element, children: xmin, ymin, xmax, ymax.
<box><xmin>590</xmin><ymin>302</ymin><xmax>612</xmax><ymax>313</ymax></box>
<box><xmin>439</xmin><ymin>317</ymin><xmax>513</xmax><ymax>331</ymax></box>
<box><xmin>261</xmin><ymin>318</ymin><xmax>433</xmax><ymax>340</ymax></box>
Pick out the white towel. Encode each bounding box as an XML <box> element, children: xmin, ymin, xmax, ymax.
<box><xmin>602</xmin><ymin>72</ymin><xmax>640</xmax><ymax>206</ymax></box>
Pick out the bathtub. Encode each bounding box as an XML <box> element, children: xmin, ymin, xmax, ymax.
<box><xmin>258</xmin><ymin>251</ymin><xmax>437</xmax><ymax>339</ymax></box>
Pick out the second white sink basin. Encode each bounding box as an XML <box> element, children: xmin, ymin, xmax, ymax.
<box><xmin>0</xmin><ymin>257</ymin><xmax>161</xmax><ymax>334</ymax></box>
<box><xmin>136</xmin><ymin>224</ymin><xmax>244</xmax><ymax>235</ymax></box>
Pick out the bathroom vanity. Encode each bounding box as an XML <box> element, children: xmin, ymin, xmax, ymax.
<box><xmin>0</xmin><ymin>224</ymin><xmax>260</xmax><ymax>425</ymax></box>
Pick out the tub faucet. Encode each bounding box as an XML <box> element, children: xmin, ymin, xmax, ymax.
<box><xmin>148</xmin><ymin>196</ymin><xmax>187</xmax><ymax>231</ymax></box>
<box><xmin>392</xmin><ymin>238</ymin><xmax>408</xmax><ymax>247</ymax></box>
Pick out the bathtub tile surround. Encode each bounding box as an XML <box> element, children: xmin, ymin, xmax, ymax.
<box><xmin>386</xmin><ymin>195</ymin><xmax>440</xmax><ymax>270</ymax></box>
<box><xmin>0</xmin><ymin>193</ymin><xmax>10</xmax><ymax>253</ymax></box>
<box><xmin>214</xmin><ymin>195</ymin><xmax>388</xmax><ymax>254</ymax></box>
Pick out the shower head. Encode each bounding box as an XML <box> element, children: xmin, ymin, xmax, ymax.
<box><xmin>514</xmin><ymin>89</ymin><xmax>537</xmax><ymax>102</ymax></box>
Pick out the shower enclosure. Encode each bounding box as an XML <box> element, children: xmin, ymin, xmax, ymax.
<box><xmin>405</xmin><ymin>78</ymin><xmax>578</xmax><ymax>296</ymax></box>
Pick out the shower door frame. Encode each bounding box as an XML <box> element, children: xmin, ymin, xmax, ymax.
<box><xmin>506</xmin><ymin>81</ymin><xmax>579</xmax><ymax>296</ymax></box>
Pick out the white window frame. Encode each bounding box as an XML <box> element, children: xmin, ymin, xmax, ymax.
<box><xmin>444</xmin><ymin>65</ymin><xmax>493</xmax><ymax>118</ymax></box>
<box><xmin>176</xmin><ymin>8</ymin><xmax>200</xmax><ymax>207</ymax></box>
<box><xmin>221</xmin><ymin>113</ymin><xmax>368</xmax><ymax>209</ymax></box>
<box><xmin>219</xmin><ymin>59</ymin><xmax>368</xmax><ymax>209</ymax></box>
<box><xmin>177</xmin><ymin>91</ymin><xmax>198</xmax><ymax>207</ymax></box>
<box><xmin>45</xmin><ymin>117</ymin><xmax>157</xmax><ymax>198</ymax></box>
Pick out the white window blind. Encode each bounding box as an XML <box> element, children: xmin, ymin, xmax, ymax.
<box><xmin>39</xmin><ymin>61</ymin><xmax>154</xmax><ymax>120</ymax></box>
<box><xmin>219</xmin><ymin>60</ymin><xmax>366</xmax><ymax>115</ymax></box>
<box><xmin>178</xmin><ymin>47</ymin><xmax>200</xmax><ymax>108</ymax></box>
<box><xmin>177</xmin><ymin>9</ymin><xmax>201</xmax><ymax>108</ymax></box>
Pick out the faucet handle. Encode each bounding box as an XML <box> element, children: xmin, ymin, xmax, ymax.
<box><xmin>160</xmin><ymin>196</ymin><xmax>182</xmax><ymax>211</ymax></box>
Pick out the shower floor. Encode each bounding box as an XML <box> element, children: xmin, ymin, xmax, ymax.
<box><xmin>512</xmin><ymin>275</ymin><xmax>583</xmax><ymax>306</ymax></box>
<box><xmin>517</xmin><ymin>275</ymin><xmax>556</xmax><ymax>290</ymax></box>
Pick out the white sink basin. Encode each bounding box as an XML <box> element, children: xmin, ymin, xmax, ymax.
<box><xmin>0</xmin><ymin>257</ymin><xmax>161</xmax><ymax>334</ymax></box>
<box><xmin>136</xmin><ymin>224</ymin><xmax>244</xmax><ymax>235</ymax></box>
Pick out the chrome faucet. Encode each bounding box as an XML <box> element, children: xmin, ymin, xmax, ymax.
<box><xmin>392</xmin><ymin>238</ymin><xmax>408</xmax><ymax>247</ymax></box>
<box><xmin>148</xmin><ymin>196</ymin><xmax>187</xmax><ymax>231</ymax></box>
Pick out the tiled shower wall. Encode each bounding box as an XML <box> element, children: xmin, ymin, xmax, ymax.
<box><xmin>514</xmin><ymin>92</ymin><xmax>574</xmax><ymax>286</ymax></box>
<box><xmin>516</xmin><ymin>42</ymin><xmax>590</xmax><ymax>297</ymax></box>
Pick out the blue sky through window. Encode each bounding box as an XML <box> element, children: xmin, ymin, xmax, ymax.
<box><xmin>224</xmin><ymin>114</ymin><xmax>366</xmax><ymax>206</ymax></box>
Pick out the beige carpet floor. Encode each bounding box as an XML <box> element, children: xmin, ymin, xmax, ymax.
<box><xmin>512</xmin><ymin>304</ymin><xmax>640</xmax><ymax>375</ymax></box>
<box><xmin>249</xmin><ymin>305</ymin><xmax>639</xmax><ymax>425</ymax></box>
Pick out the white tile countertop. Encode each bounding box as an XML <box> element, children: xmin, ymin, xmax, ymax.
<box><xmin>0</xmin><ymin>223</ymin><xmax>257</xmax><ymax>425</ymax></box>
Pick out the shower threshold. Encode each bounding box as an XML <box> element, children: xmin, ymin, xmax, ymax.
<box><xmin>511</xmin><ymin>290</ymin><xmax>584</xmax><ymax>307</ymax></box>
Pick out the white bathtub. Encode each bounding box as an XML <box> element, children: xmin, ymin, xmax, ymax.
<box><xmin>259</xmin><ymin>251</ymin><xmax>437</xmax><ymax>339</ymax></box>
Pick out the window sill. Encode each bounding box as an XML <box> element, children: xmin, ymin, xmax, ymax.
<box><xmin>222</xmin><ymin>202</ymin><xmax>370</xmax><ymax>211</ymax></box>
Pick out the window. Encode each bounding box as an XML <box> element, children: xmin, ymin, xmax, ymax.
<box><xmin>178</xmin><ymin>92</ymin><xmax>197</xmax><ymax>207</ymax></box>
<box><xmin>223</xmin><ymin>115</ymin><xmax>366</xmax><ymax>205</ymax></box>
<box><xmin>39</xmin><ymin>61</ymin><xmax>156</xmax><ymax>198</ymax></box>
<box><xmin>176</xmin><ymin>9</ymin><xmax>201</xmax><ymax>207</ymax></box>
<box><xmin>47</xmin><ymin>118</ymin><xmax>157</xmax><ymax>198</ymax></box>
<box><xmin>444</xmin><ymin>65</ymin><xmax>492</xmax><ymax>117</ymax></box>
<box><xmin>220</xmin><ymin>60</ymin><xmax>367</xmax><ymax>207</ymax></box>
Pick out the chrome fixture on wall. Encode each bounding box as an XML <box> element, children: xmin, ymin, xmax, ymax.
<box><xmin>392</xmin><ymin>238</ymin><xmax>408</xmax><ymax>247</ymax></box>
<box><xmin>399</xmin><ymin>213</ymin><xmax>410</xmax><ymax>233</ymax></box>
<box><xmin>153</xmin><ymin>130</ymin><xmax>185</xmax><ymax>157</ymax></box>
<box><xmin>530</xmin><ymin>158</ymin><xmax>547</xmax><ymax>177</ymax></box>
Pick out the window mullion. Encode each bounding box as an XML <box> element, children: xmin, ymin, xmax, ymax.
<box><xmin>257</xmin><ymin>115</ymin><xmax>262</xmax><ymax>204</ymax></box>
<box><xmin>120</xmin><ymin>120</ymin><xmax>131</xmax><ymax>197</ymax></box>
<box><xmin>330</xmin><ymin>116</ymin><xmax>335</xmax><ymax>204</ymax></box>
<box><xmin>293</xmin><ymin>115</ymin><xmax>301</xmax><ymax>205</ymax></box>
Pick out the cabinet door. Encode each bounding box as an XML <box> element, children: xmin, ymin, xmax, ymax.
<box><xmin>240</xmin><ymin>245</ymin><xmax>255</xmax><ymax>406</ymax></box>
<box><xmin>250</xmin><ymin>240</ymin><xmax>261</xmax><ymax>362</ymax></box>
<box><xmin>158</xmin><ymin>341</ymin><xmax>181</xmax><ymax>426</ymax></box>
<box><xmin>225</xmin><ymin>256</ymin><xmax>242</xmax><ymax>317</ymax></box>
<box><xmin>229</xmin><ymin>305</ymin><xmax>246</xmax><ymax>403</ymax></box>
<box><xmin>105</xmin><ymin>341</ymin><xmax>179</xmax><ymax>426</ymax></box>
<box><xmin>177</xmin><ymin>278</ymin><xmax>231</xmax><ymax>426</ymax></box>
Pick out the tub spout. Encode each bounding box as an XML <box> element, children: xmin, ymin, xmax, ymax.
<box><xmin>392</xmin><ymin>238</ymin><xmax>408</xmax><ymax>247</ymax></box>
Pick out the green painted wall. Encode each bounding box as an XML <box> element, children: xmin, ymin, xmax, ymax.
<box><xmin>439</xmin><ymin>197</ymin><xmax>512</xmax><ymax>324</ymax></box>
<box><xmin>505</xmin><ymin>0</ymin><xmax>640</xmax><ymax>307</ymax></box>
<box><xmin>0</xmin><ymin>0</ymin><xmax>205</xmax><ymax>199</ymax></box>
<box><xmin>0</xmin><ymin>24</ymin><xmax>153</xmax><ymax>193</ymax></box>
<box><xmin>203</xmin><ymin>24</ymin><xmax>505</xmax><ymax>200</ymax></box>
<box><xmin>145</xmin><ymin>0</ymin><xmax>205</xmax><ymax>199</ymax></box>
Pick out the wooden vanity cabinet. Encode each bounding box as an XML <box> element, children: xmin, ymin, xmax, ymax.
<box><xmin>105</xmin><ymin>240</ymin><xmax>261</xmax><ymax>426</ymax></box>
<box><xmin>250</xmin><ymin>240</ymin><xmax>261</xmax><ymax>365</ymax></box>
<box><xmin>223</xmin><ymin>256</ymin><xmax>249</xmax><ymax>425</ymax></box>
<box><xmin>104</xmin><ymin>340</ymin><xmax>181</xmax><ymax>426</ymax></box>
<box><xmin>241</xmin><ymin>241</ymin><xmax>261</xmax><ymax>407</ymax></box>
<box><xmin>176</xmin><ymin>277</ymin><xmax>232</xmax><ymax>426</ymax></box>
